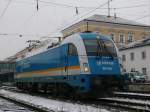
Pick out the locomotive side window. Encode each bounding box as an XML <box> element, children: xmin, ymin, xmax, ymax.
<box><xmin>68</xmin><ymin>44</ymin><xmax>78</xmax><ymax>56</ymax></box>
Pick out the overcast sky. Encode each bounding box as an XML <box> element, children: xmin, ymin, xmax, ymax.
<box><xmin>0</xmin><ymin>0</ymin><xmax>150</xmax><ymax>60</ymax></box>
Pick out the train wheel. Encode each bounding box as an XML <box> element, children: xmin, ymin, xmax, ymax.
<box><xmin>42</xmin><ymin>83</ymin><xmax>48</xmax><ymax>93</ymax></box>
<box><xmin>16</xmin><ymin>82</ymin><xmax>23</xmax><ymax>90</ymax></box>
<box><xmin>51</xmin><ymin>83</ymin><xmax>59</xmax><ymax>97</ymax></box>
<box><xmin>60</xmin><ymin>84</ymin><xmax>69</xmax><ymax>97</ymax></box>
<box><xmin>31</xmin><ymin>83</ymin><xmax>38</xmax><ymax>92</ymax></box>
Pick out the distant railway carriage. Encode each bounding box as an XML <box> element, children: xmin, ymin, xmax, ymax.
<box><xmin>15</xmin><ymin>32</ymin><xmax>121</xmax><ymax>97</ymax></box>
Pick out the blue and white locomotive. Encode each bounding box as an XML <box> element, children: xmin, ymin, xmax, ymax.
<box><xmin>15</xmin><ymin>32</ymin><xmax>121</xmax><ymax>96</ymax></box>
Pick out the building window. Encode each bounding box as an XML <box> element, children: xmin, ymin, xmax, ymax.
<box><xmin>141</xmin><ymin>51</ymin><xmax>146</xmax><ymax>59</ymax></box>
<box><xmin>130</xmin><ymin>52</ymin><xmax>134</xmax><ymax>61</ymax></box>
<box><xmin>119</xmin><ymin>33</ymin><xmax>125</xmax><ymax>43</ymax></box>
<box><xmin>77</xmin><ymin>29</ymin><xmax>81</xmax><ymax>32</ymax></box>
<box><xmin>123</xmin><ymin>69</ymin><xmax>126</xmax><ymax>72</ymax></box>
<box><xmin>122</xmin><ymin>54</ymin><xmax>126</xmax><ymax>61</ymax></box>
<box><xmin>131</xmin><ymin>68</ymin><xmax>135</xmax><ymax>72</ymax></box>
<box><xmin>128</xmin><ymin>32</ymin><xmax>134</xmax><ymax>42</ymax></box>
<box><xmin>141</xmin><ymin>33</ymin><xmax>147</xmax><ymax>39</ymax></box>
<box><xmin>95</xmin><ymin>27</ymin><xmax>100</xmax><ymax>32</ymax></box>
<box><xmin>142</xmin><ymin>67</ymin><xmax>147</xmax><ymax>75</ymax></box>
<box><xmin>110</xmin><ymin>33</ymin><xmax>115</xmax><ymax>42</ymax></box>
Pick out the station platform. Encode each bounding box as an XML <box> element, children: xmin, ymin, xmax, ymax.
<box><xmin>128</xmin><ymin>83</ymin><xmax>150</xmax><ymax>93</ymax></box>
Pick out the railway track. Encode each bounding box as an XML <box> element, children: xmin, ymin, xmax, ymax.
<box><xmin>114</xmin><ymin>91</ymin><xmax>150</xmax><ymax>100</ymax></box>
<box><xmin>73</xmin><ymin>91</ymin><xmax>150</xmax><ymax>111</ymax></box>
<box><xmin>0</xmin><ymin>94</ymin><xmax>54</xmax><ymax>112</ymax></box>
<box><xmin>0</xmin><ymin>97</ymin><xmax>34</xmax><ymax>112</ymax></box>
<box><xmin>0</xmin><ymin>95</ymin><xmax>53</xmax><ymax>112</ymax></box>
<box><xmin>94</xmin><ymin>91</ymin><xmax>150</xmax><ymax>111</ymax></box>
<box><xmin>0</xmin><ymin>87</ymin><xmax>110</xmax><ymax>112</ymax></box>
<box><xmin>2</xmin><ymin>85</ymin><xmax>150</xmax><ymax>111</ymax></box>
<box><xmin>0</xmin><ymin>86</ymin><xmax>55</xmax><ymax>112</ymax></box>
<box><xmin>98</xmin><ymin>97</ymin><xmax>150</xmax><ymax>112</ymax></box>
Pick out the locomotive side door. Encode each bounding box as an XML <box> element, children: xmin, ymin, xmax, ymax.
<box><xmin>61</xmin><ymin>44</ymin><xmax>69</xmax><ymax>77</ymax></box>
<box><xmin>64</xmin><ymin>44</ymin><xmax>70</xmax><ymax>77</ymax></box>
<box><xmin>64</xmin><ymin>43</ymin><xmax>79</xmax><ymax>76</ymax></box>
<box><xmin>64</xmin><ymin>44</ymin><xmax>69</xmax><ymax>76</ymax></box>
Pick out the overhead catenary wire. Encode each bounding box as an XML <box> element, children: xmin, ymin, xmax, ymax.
<box><xmin>60</xmin><ymin>1</ymin><xmax>111</xmax><ymax>28</ymax></box>
<box><xmin>17</xmin><ymin>0</ymin><xmax>111</xmax><ymax>38</ymax></box>
<box><xmin>34</xmin><ymin>0</ymin><xmax>150</xmax><ymax>10</ymax></box>
<box><xmin>4</xmin><ymin>0</ymin><xmax>150</xmax><ymax>30</ymax></box>
<box><xmin>13</xmin><ymin>0</ymin><xmax>150</xmax><ymax>30</ymax></box>
<box><xmin>7</xmin><ymin>0</ymin><xmax>150</xmax><ymax>10</ymax></box>
<box><xmin>135</xmin><ymin>14</ymin><xmax>150</xmax><ymax>21</ymax></box>
<box><xmin>0</xmin><ymin>33</ymin><xmax>44</xmax><ymax>37</ymax></box>
<box><xmin>1</xmin><ymin>0</ymin><xmax>149</xmax><ymax>38</ymax></box>
<box><xmin>115</xmin><ymin>3</ymin><xmax>150</xmax><ymax>9</ymax></box>
<box><xmin>18</xmin><ymin>0</ymin><xmax>43</xmax><ymax>35</ymax></box>
<box><xmin>10</xmin><ymin>0</ymin><xmax>35</xmax><ymax>5</ymax></box>
<box><xmin>0</xmin><ymin>0</ymin><xmax>12</xmax><ymax>20</ymax></box>
<box><xmin>47</xmin><ymin>0</ymin><xmax>112</xmax><ymax>37</ymax></box>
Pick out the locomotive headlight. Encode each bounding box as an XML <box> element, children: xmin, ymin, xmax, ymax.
<box><xmin>83</xmin><ymin>63</ymin><xmax>89</xmax><ymax>72</ymax></box>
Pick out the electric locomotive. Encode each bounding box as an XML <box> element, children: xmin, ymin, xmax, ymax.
<box><xmin>15</xmin><ymin>32</ymin><xmax>121</xmax><ymax>97</ymax></box>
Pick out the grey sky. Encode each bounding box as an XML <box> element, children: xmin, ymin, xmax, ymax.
<box><xmin>0</xmin><ymin>0</ymin><xmax>150</xmax><ymax>60</ymax></box>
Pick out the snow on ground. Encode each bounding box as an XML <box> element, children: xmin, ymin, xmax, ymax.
<box><xmin>0</xmin><ymin>89</ymin><xmax>110</xmax><ymax>112</ymax></box>
<box><xmin>0</xmin><ymin>97</ymin><xmax>34</xmax><ymax>112</ymax></box>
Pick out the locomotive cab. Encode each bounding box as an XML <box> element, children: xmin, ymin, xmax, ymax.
<box><xmin>80</xmin><ymin>33</ymin><xmax>121</xmax><ymax>94</ymax></box>
<box><xmin>62</xmin><ymin>32</ymin><xmax>121</xmax><ymax>94</ymax></box>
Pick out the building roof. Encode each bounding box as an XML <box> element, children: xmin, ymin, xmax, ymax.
<box><xmin>62</xmin><ymin>14</ymin><xmax>150</xmax><ymax>32</ymax></box>
<box><xmin>85</xmin><ymin>14</ymin><xmax>148</xmax><ymax>27</ymax></box>
<box><xmin>119</xmin><ymin>38</ymin><xmax>150</xmax><ymax>51</ymax></box>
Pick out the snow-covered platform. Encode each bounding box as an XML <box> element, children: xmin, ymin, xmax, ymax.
<box><xmin>0</xmin><ymin>89</ymin><xmax>110</xmax><ymax>112</ymax></box>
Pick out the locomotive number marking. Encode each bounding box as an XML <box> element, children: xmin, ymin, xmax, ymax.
<box><xmin>97</xmin><ymin>61</ymin><xmax>114</xmax><ymax>65</ymax></box>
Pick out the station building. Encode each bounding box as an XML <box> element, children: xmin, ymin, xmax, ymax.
<box><xmin>119</xmin><ymin>38</ymin><xmax>150</xmax><ymax>80</ymax></box>
<box><xmin>61</xmin><ymin>14</ymin><xmax>150</xmax><ymax>47</ymax></box>
<box><xmin>0</xmin><ymin>61</ymin><xmax>15</xmax><ymax>82</ymax></box>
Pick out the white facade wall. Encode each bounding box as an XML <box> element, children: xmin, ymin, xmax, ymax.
<box><xmin>119</xmin><ymin>45</ymin><xmax>150</xmax><ymax>80</ymax></box>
